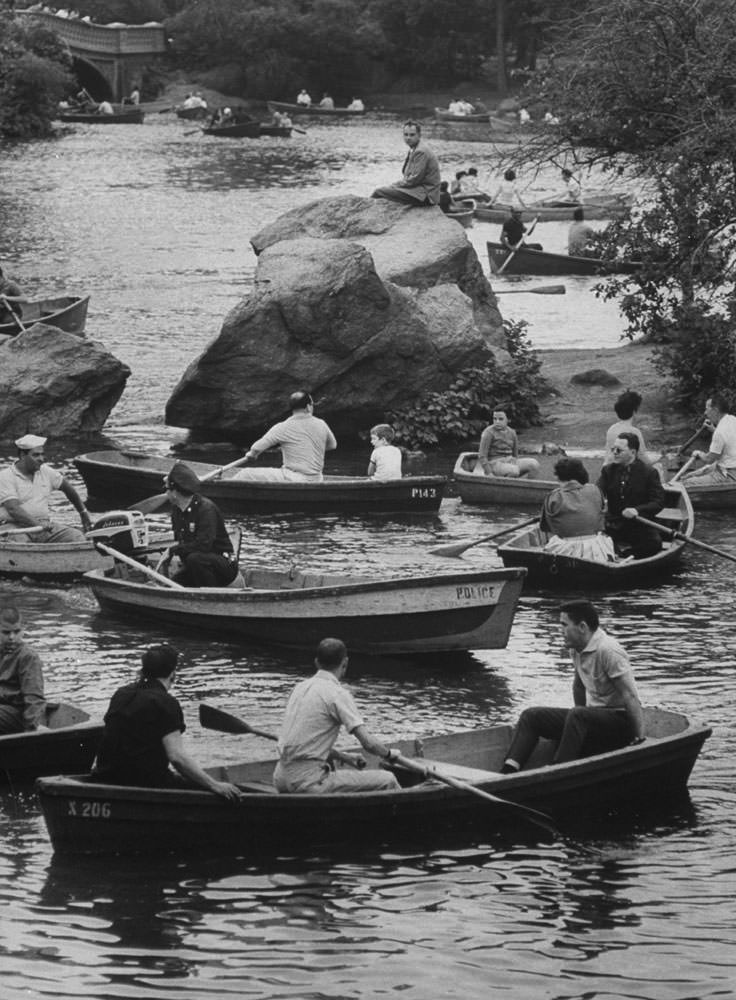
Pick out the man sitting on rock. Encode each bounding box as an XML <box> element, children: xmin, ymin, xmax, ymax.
<box><xmin>371</xmin><ymin>121</ymin><xmax>441</xmax><ymax>207</ymax></box>
<box><xmin>233</xmin><ymin>391</ymin><xmax>337</xmax><ymax>482</ymax></box>
<box><xmin>0</xmin><ymin>434</ymin><xmax>91</xmax><ymax>542</ymax></box>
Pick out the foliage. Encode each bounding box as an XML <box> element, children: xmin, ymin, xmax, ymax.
<box><xmin>386</xmin><ymin>319</ymin><xmax>546</xmax><ymax>449</ymax></box>
<box><xmin>0</xmin><ymin>15</ymin><xmax>74</xmax><ymax>139</ymax></box>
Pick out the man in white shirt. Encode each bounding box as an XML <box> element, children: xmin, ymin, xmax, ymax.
<box><xmin>681</xmin><ymin>393</ymin><xmax>736</xmax><ymax>484</ymax></box>
<box><xmin>233</xmin><ymin>391</ymin><xmax>336</xmax><ymax>481</ymax></box>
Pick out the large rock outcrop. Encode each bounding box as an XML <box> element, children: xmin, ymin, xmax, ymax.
<box><xmin>0</xmin><ymin>324</ymin><xmax>130</xmax><ymax>436</ymax></box>
<box><xmin>166</xmin><ymin>195</ymin><xmax>506</xmax><ymax>438</ymax></box>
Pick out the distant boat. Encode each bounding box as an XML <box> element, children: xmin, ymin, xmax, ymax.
<box><xmin>0</xmin><ymin>294</ymin><xmax>89</xmax><ymax>338</ymax></box>
<box><xmin>434</xmin><ymin>107</ymin><xmax>490</xmax><ymax>123</ymax></box>
<box><xmin>0</xmin><ymin>702</ymin><xmax>102</xmax><ymax>785</ymax></box>
<box><xmin>267</xmin><ymin>100</ymin><xmax>366</xmax><ymax>117</ymax></box>
<box><xmin>58</xmin><ymin>106</ymin><xmax>145</xmax><ymax>124</ymax></box>
<box><xmin>475</xmin><ymin>197</ymin><xmax>633</xmax><ymax>224</ymax></box>
<box><xmin>487</xmin><ymin>241</ymin><xmax>642</xmax><ymax>277</ymax></box>
<box><xmin>175</xmin><ymin>105</ymin><xmax>209</xmax><ymax>120</ymax></box>
<box><xmin>444</xmin><ymin>199</ymin><xmax>475</xmax><ymax>227</ymax></box>
<box><xmin>202</xmin><ymin>120</ymin><xmax>261</xmax><ymax>138</ymax></box>
<box><xmin>258</xmin><ymin>123</ymin><xmax>293</xmax><ymax>137</ymax></box>
<box><xmin>453</xmin><ymin>452</ymin><xmax>555</xmax><ymax>506</ymax></box>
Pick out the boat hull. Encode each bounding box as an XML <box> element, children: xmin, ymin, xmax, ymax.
<box><xmin>487</xmin><ymin>241</ymin><xmax>642</xmax><ymax>276</ymax></box>
<box><xmin>58</xmin><ymin>109</ymin><xmax>144</xmax><ymax>124</ymax></box>
<box><xmin>85</xmin><ymin>565</ymin><xmax>526</xmax><ymax>654</ymax></box>
<box><xmin>0</xmin><ymin>703</ymin><xmax>102</xmax><ymax>784</ymax></box>
<box><xmin>453</xmin><ymin>452</ymin><xmax>556</xmax><ymax>505</ymax></box>
<box><xmin>0</xmin><ymin>295</ymin><xmax>89</xmax><ymax>337</ymax></box>
<box><xmin>258</xmin><ymin>124</ymin><xmax>292</xmax><ymax>137</ymax></box>
<box><xmin>74</xmin><ymin>451</ymin><xmax>447</xmax><ymax>514</ymax></box>
<box><xmin>434</xmin><ymin>108</ymin><xmax>491</xmax><ymax>123</ymax></box>
<box><xmin>475</xmin><ymin>201</ymin><xmax>631</xmax><ymax>224</ymax></box>
<box><xmin>0</xmin><ymin>538</ymin><xmax>111</xmax><ymax>580</ymax></box>
<box><xmin>678</xmin><ymin>480</ymin><xmax>736</xmax><ymax>510</ymax></box>
<box><xmin>267</xmin><ymin>100</ymin><xmax>365</xmax><ymax>117</ymax></box>
<box><xmin>35</xmin><ymin>708</ymin><xmax>710</xmax><ymax>854</ymax></box>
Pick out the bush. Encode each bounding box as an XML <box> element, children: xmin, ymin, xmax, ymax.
<box><xmin>386</xmin><ymin>319</ymin><xmax>546</xmax><ymax>449</ymax></box>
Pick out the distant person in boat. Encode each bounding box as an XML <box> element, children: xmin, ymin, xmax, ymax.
<box><xmin>550</xmin><ymin>168</ymin><xmax>582</xmax><ymax>205</ymax></box>
<box><xmin>490</xmin><ymin>168</ymin><xmax>526</xmax><ymax>209</ymax></box>
<box><xmin>0</xmin><ymin>265</ymin><xmax>23</xmax><ymax>324</ymax></box>
<box><xmin>234</xmin><ymin>391</ymin><xmax>337</xmax><ymax>482</ymax></box>
<box><xmin>347</xmin><ymin>97</ymin><xmax>364</xmax><ymax>112</ymax></box>
<box><xmin>371</xmin><ymin>121</ymin><xmax>441</xmax><ymax>206</ymax></box>
<box><xmin>500</xmin><ymin>599</ymin><xmax>645</xmax><ymax>774</ymax></box>
<box><xmin>159</xmin><ymin>462</ymin><xmax>239</xmax><ymax>588</ymax></box>
<box><xmin>518</xmin><ymin>106</ymin><xmax>531</xmax><ymax>124</ymax></box>
<box><xmin>541</xmin><ymin>457</ymin><xmax>614</xmax><ymax>562</ymax></box>
<box><xmin>461</xmin><ymin>166</ymin><xmax>484</xmax><ymax>195</ymax></box>
<box><xmin>182</xmin><ymin>93</ymin><xmax>206</xmax><ymax>110</ymax></box>
<box><xmin>123</xmin><ymin>86</ymin><xmax>140</xmax><ymax>106</ymax></box>
<box><xmin>472</xmin><ymin>97</ymin><xmax>488</xmax><ymax>114</ymax></box>
<box><xmin>604</xmin><ymin>390</ymin><xmax>648</xmax><ymax>464</ymax></box>
<box><xmin>0</xmin><ymin>434</ymin><xmax>91</xmax><ymax>542</ymax></box>
<box><xmin>97</xmin><ymin>100</ymin><xmax>114</xmax><ymax>115</ymax></box>
<box><xmin>0</xmin><ymin>605</ymin><xmax>47</xmax><ymax>734</ymax></box>
<box><xmin>679</xmin><ymin>393</ymin><xmax>736</xmax><ymax>485</ymax></box>
<box><xmin>597</xmin><ymin>431</ymin><xmax>665</xmax><ymax>559</ymax></box>
<box><xmin>438</xmin><ymin>180</ymin><xmax>456</xmax><ymax>213</ymax></box>
<box><xmin>500</xmin><ymin>208</ymin><xmax>543</xmax><ymax>251</ymax></box>
<box><xmin>477</xmin><ymin>410</ymin><xmax>541</xmax><ymax>479</ymax></box>
<box><xmin>273</xmin><ymin>637</ymin><xmax>402</xmax><ymax>794</ymax></box>
<box><xmin>319</xmin><ymin>93</ymin><xmax>335</xmax><ymax>109</ymax></box>
<box><xmin>93</xmin><ymin>643</ymin><xmax>241</xmax><ymax>799</ymax></box>
<box><xmin>450</xmin><ymin>170</ymin><xmax>467</xmax><ymax>196</ymax></box>
<box><xmin>367</xmin><ymin>424</ymin><xmax>402</xmax><ymax>480</ymax></box>
<box><xmin>567</xmin><ymin>207</ymin><xmax>596</xmax><ymax>255</ymax></box>
<box><xmin>296</xmin><ymin>89</ymin><xmax>312</xmax><ymax>106</ymax></box>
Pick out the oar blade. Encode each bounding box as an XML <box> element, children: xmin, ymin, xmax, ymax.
<box><xmin>429</xmin><ymin>540</ymin><xmax>476</xmax><ymax>558</ymax></box>
<box><xmin>199</xmin><ymin>703</ymin><xmax>252</xmax><ymax>734</ymax></box>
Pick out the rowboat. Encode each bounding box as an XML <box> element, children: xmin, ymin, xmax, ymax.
<box><xmin>453</xmin><ymin>452</ymin><xmax>555</xmax><ymax>506</ymax></box>
<box><xmin>497</xmin><ymin>484</ymin><xmax>693</xmax><ymax>588</ymax></box>
<box><xmin>445</xmin><ymin>199</ymin><xmax>475</xmax><ymax>227</ymax></box>
<box><xmin>35</xmin><ymin>707</ymin><xmax>710</xmax><ymax>854</ymax></box>
<box><xmin>434</xmin><ymin>108</ymin><xmax>491</xmax><ymax>123</ymax></box>
<box><xmin>175</xmin><ymin>105</ymin><xmax>209</xmax><ymax>120</ymax></box>
<box><xmin>0</xmin><ymin>294</ymin><xmax>89</xmax><ymax>338</ymax></box>
<box><xmin>667</xmin><ymin>474</ymin><xmax>736</xmax><ymax>510</ymax></box>
<box><xmin>258</xmin><ymin>123</ymin><xmax>292</xmax><ymax>137</ymax></box>
<box><xmin>202</xmin><ymin>120</ymin><xmax>261</xmax><ymax>138</ymax></box>
<box><xmin>84</xmin><ymin>563</ymin><xmax>526</xmax><ymax>655</ymax></box>
<box><xmin>58</xmin><ymin>107</ymin><xmax>145</xmax><ymax>124</ymax></box>
<box><xmin>266</xmin><ymin>100</ymin><xmax>366</xmax><ymax>117</ymax></box>
<box><xmin>475</xmin><ymin>200</ymin><xmax>632</xmax><ymax>224</ymax></box>
<box><xmin>74</xmin><ymin>450</ymin><xmax>448</xmax><ymax>514</ymax></box>
<box><xmin>487</xmin><ymin>241</ymin><xmax>642</xmax><ymax>277</ymax></box>
<box><xmin>1</xmin><ymin>702</ymin><xmax>102</xmax><ymax>785</ymax></box>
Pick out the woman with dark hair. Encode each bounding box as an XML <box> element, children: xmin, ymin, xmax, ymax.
<box><xmin>604</xmin><ymin>389</ymin><xmax>647</xmax><ymax>463</ymax></box>
<box><xmin>541</xmin><ymin>456</ymin><xmax>614</xmax><ymax>561</ymax></box>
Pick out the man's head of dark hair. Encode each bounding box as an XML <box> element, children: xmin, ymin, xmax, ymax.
<box><xmin>618</xmin><ymin>431</ymin><xmax>640</xmax><ymax>452</ymax></box>
<box><xmin>560</xmin><ymin>600</ymin><xmax>599</xmax><ymax>631</ymax></box>
<box><xmin>554</xmin><ymin>457</ymin><xmax>588</xmax><ymax>484</ymax></box>
<box><xmin>141</xmin><ymin>643</ymin><xmax>179</xmax><ymax>678</ymax></box>
<box><xmin>315</xmin><ymin>637</ymin><xmax>347</xmax><ymax>670</ymax></box>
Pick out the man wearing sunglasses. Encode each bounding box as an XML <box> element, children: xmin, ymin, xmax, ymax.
<box><xmin>597</xmin><ymin>431</ymin><xmax>665</xmax><ymax>559</ymax></box>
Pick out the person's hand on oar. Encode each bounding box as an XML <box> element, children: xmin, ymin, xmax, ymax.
<box><xmin>429</xmin><ymin>514</ymin><xmax>539</xmax><ymax>557</ymax></box>
<box><xmin>498</xmin><ymin>215</ymin><xmax>540</xmax><ymax>274</ymax></box>
<box><xmin>93</xmin><ymin>540</ymin><xmax>186</xmax><ymax>587</ymax></box>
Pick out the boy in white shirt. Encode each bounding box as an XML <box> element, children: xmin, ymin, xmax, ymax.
<box><xmin>367</xmin><ymin>424</ymin><xmax>402</xmax><ymax>480</ymax></box>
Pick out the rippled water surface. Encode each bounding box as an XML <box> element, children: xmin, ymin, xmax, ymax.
<box><xmin>1</xmin><ymin>118</ymin><xmax>734</xmax><ymax>1000</ymax></box>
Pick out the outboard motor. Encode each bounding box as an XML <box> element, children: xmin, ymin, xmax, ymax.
<box><xmin>86</xmin><ymin>511</ymin><xmax>149</xmax><ymax>555</ymax></box>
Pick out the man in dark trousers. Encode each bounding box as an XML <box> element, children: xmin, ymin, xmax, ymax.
<box><xmin>597</xmin><ymin>431</ymin><xmax>665</xmax><ymax>558</ymax></box>
<box><xmin>158</xmin><ymin>462</ymin><xmax>238</xmax><ymax>587</ymax></box>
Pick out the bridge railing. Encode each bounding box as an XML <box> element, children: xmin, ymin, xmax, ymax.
<box><xmin>17</xmin><ymin>10</ymin><xmax>167</xmax><ymax>54</ymax></box>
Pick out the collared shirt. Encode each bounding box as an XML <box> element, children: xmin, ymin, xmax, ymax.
<box><xmin>251</xmin><ymin>412</ymin><xmax>337</xmax><ymax>478</ymax></box>
<box><xmin>571</xmin><ymin>628</ymin><xmax>638</xmax><ymax>708</ymax></box>
<box><xmin>278</xmin><ymin>669</ymin><xmax>363</xmax><ymax>766</ymax></box>
<box><xmin>0</xmin><ymin>462</ymin><xmax>63</xmax><ymax>524</ymax></box>
<box><xmin>711</xmin><ymin>413</ymin><xmax>736</xmax><ymax>468</ymax></box>
<box><xmin>0</xmin><ymin>642</ymin><xmax>46</xmax><ymax>730</ymax></box>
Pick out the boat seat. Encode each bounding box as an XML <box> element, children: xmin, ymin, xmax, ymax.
<box><xmin>656</xmin><ymin>507</ymin><xmax>683</xmax><ymax>524</ymax></box>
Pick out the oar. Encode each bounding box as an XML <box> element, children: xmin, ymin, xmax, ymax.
<box><xmin>634</xmin><ymin>515</ymin><xmax>736</xmax><ymax>564</ymax></box>
<box><xmin>495</xmin><ymin>284</ymin><xmax>565</xmax><ymax>295</ymax></box>
<box><xmin>0</xmin><ymin>524</ymin><xmax>44</xmax><ymax>536</ymax></box>
<box><xmin>429</xmin><ymin>514</ymin><xmax>539</xmax><ymax>558</ymax></box>
<box><xmin>497</xmin><ymin>215</ymin><xmax>539</xmax><ymax>274</ymax></box>
<box><xmin>678</xmin><ymin>423</ymin><xmax>709</xmax><ymax>454</ymax></box>
<box><xmin>184</xmin><ymin>128</ymin><xmax>204</xmax><ymax>136</ymax></box>
<box><xmin>292</xmin><ymin>126</ymin><xmax>307</xmax><ymax>135</ymax></box>
<box><xmin>131</xmin><ymin>455</ymin><xmax>251</xmax><ymax>515</ymax></box>
<box><xmin>391</xmin><ymin>752</ymin><xmax>557</xmax><ymax>835</ymax></box>
<box><xmin>670</xmin><ymin>454</ymin><xmax>697</xmax><ymax>483</ymax></box>
<box><xmin>0</xmin><ymin>295</ymin><xmax>26</xmax><ymax>333</ymax></box>
<box><xmin>198</xmin><ymin>703</ymin><xmax>366</xmax><ymax>770</ymax></box>
<box><xmin>93</xmin><ymin>541</ymin><xmax>185</xmax><ymax>587</ymax></box>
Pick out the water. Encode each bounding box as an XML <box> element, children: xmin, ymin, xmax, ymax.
<box><xmin>0</xmin><ymin>118</ymin><xmax>734</xmax><ymax>1000</ymax></box>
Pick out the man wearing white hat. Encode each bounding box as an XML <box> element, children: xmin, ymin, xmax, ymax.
<box><xmin>0</xmin><ymin>435</ymin><xmax>92</xmax><ymax>542</ymax></box>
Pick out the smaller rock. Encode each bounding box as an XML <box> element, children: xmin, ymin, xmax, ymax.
<box><xmin>570</xmin><ymin>368</ymin><xmax>621</xmax><ymax>387</ymax></box>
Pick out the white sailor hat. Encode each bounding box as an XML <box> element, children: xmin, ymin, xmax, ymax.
<box><xmin>14</xmin><ymin>434</ymin><xmax>47</xmax><ymax>450</ymax></box>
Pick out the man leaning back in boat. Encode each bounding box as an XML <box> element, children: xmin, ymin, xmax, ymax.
<box><xmin>0</xmin><ymin>434</ymin><xmax>91</xmax><ymax>543</ymax></box>
<box><xmin>273</xmin><ymin>637</ymin><xmax>402</xmax><ymax>793</ymax></box>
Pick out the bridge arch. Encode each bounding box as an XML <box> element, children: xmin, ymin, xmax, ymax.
<box><xmin>72</xmin><ymin>57</ymin><xmax>114</xmax><ymax>102</ymax></box>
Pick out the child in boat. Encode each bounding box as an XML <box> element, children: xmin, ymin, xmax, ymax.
<box><xmin>367</xmin><ymin>424</ymin><xmax>402</xmax><ymax>480</ymax></box>
<box><xmin>476</xmin><ymin>410</ymin><xmax>540</xmax><ymax>478</ymax></box>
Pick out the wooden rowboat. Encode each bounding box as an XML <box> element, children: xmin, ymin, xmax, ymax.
<box><xmin>84</xmin><ymin>563</ymin><xmax>526</xmax><ymax>655</ymax></box>
<box><xmin>475</xmin><ymin>200</ymin><xmax>632</xmax><ymax>224</ymax></box>
<box><xmin>175</xmin><ymin>105</ymin><xmax>209</xmax><ymax>120</ymax></box>
<box><xmin>74</xmin><ymin>450</ymin><xmax>448</xmax><ymax>514</ymax></box>
<box><xmin>445</xmin><ymin>199</ymin><xmax>475</xmax><ymax>227</ymax></box>
<box><xmin>202</xmin><ymin>120</ymin><xmax>261</xmax><ymax>138</ymax></box>
<box><xmin>434</xmin><ymin>108</ymin><xmax>491</xmax><ymax>123</ymax></box>
<box><xmin>35</xmin><ymin>707</ymin><xmax>710</xmax><ymax>855</ymax></box>
<box><xmin>667</xmin><ymin>474</ymin><xmax>736</xmax><ymax>510</ymax></box>
<box><xmin>258</xmin><ymin>123</ymin><xmax>292</xmax><ymax>137</ymax></box>
<box><xmin>1</xmin><ymin>702</ymin><xmax>102</xmax><ymax>785</ymax></box>
<box><xmin>497</xmin><ymin>484</ymin><xmax>693</xmax><ymax>589</ymax></box>
<box><xmin>487</xmin><ymin>241</ymin><xmax>642</xmax><ymax>277</ymax></box>
<box><xmin>0</xmin><ymin>295</ymin><xmax>89</xmax><ymax>338</ymax></box>
<box><xmin>453</xmin><ymin>452</ymin><xmax>556</xmax><ymax>506</ymax></box>
<box><xmin>267</xmin><ymin>100</ymin><xmax>365</xmax><ymax>117</ymax></box>
<box><xmin>58</xmin><ymin>107</ymin><xmax>145</xmax><ymax>124</ymax></box>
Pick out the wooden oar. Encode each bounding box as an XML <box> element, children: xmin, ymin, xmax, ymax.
<box><xmin>184</xmin><ymin>127</ymin><xmax>204</xmax><ymax>136</ymax></box>
<box><xmin>670</xmin><ymin>454</ymin><xmax>697</xmax><ymax>483</ymax></box>
<box><xmin>199</xmin><ymin>703</ymin><xmax>366</xmax><ymax>769</ymax></box>
<box><xmin>678</xmin><ymin>423</ymin><xmax>709</xmax><ymax>455</ymax></box>
<box><xmin>634</xmin><ymin>515</ymin><xmax>736</xmax><ymax>564</ymax></box>
<box><xmin>131</xmin><ymin>455</ymin><xmax>251</xmax><ymax>515</ymax></box>
<box><xmin>0</xmin><ymin>524</ymin><xmax>44</xmax><ymax>536</ymax></box>
<box><xmin>93</xmin><ymin>541</ymin><xmax>185</xmax><ymax>587</ymax></box>
<box><xmin>392</xmin><ymin>752</ymin><xmax>557</xmax><ymax>835</ymax></box>
<box><xmin>497</xmin><ymin>215</ymin><xmax>540</xmax><ymax>274</ymax></box>
<box><xmin>292</xmin><ymin>126</ymin><xmax>307</xmax><ymax>135</ymax></box>
<box><xmin>495</xmin><ymin>284</ymin><xmax>565</xmax><ymax>295</ymax></box>
<box><xmin>0</xmin><ymin>295</ymin><xmax>26</xmax><ymax>333</ymax></box>
<box><xmin>429</xmin><ymin>514</ymin><xmax>539</xmax><ymax>558</ymax></box>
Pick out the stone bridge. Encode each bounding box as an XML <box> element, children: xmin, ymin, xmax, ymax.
<box><xmin>19</xmin><ymin>10</ymin><xmax>168</xmax><ymax>101</ymax></box>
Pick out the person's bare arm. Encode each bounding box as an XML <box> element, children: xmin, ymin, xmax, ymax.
<box><xmin>350</xmin><ymin>723</ymin><xmax>395</xmax><ymax>760</ymax></box>
<box><xmin>59</xmin><ymin>477</ymin><xmax>92</xmax><ymax>530</ymax></box>
<box><xmin>610</xmin><ymin>673</ymin><xmax>645</xmax><ymax>740</ymax></box>
<box><xmin>162</xmin><ymin>731</ymin><xmax>241</xmax><ymax>800</ymax></box>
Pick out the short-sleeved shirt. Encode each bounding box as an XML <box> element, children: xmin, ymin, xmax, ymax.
<box><xmin>0</xmin><ymin>642</ymin><xmax>46</xmax><ymax>730</ymax></box>
<box><xmin>251</xmin><ymin>413</ymin><xmax>337</xmax><ymax>478</ymax></box>
<box><xmin>370</xmin><ymin>444</ymin><xmax>402</xmax><ymax>480</ymax></box>
<box><xmin>94</xmin><ymin>678</ymin><xmax>185</xmax><ymax>787</ymax></box>
<box><xmin>571</xmin><ymin>628</ymin><xmax>638</xmax><ymax>708</ymax></box>
<box><xmin>0</xmin><ymin>463</ymin><xmax>64</xmax><ymax>524</ymax></box>
<box><xmin>278</xmin><ymin>669</ymin><xmax>363</xmax><ymax>767</ymax></box>
<box><xmin>710</xmin><ymin>413</ymin><xmax>736</xmax><ymax>468</ymax></box>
